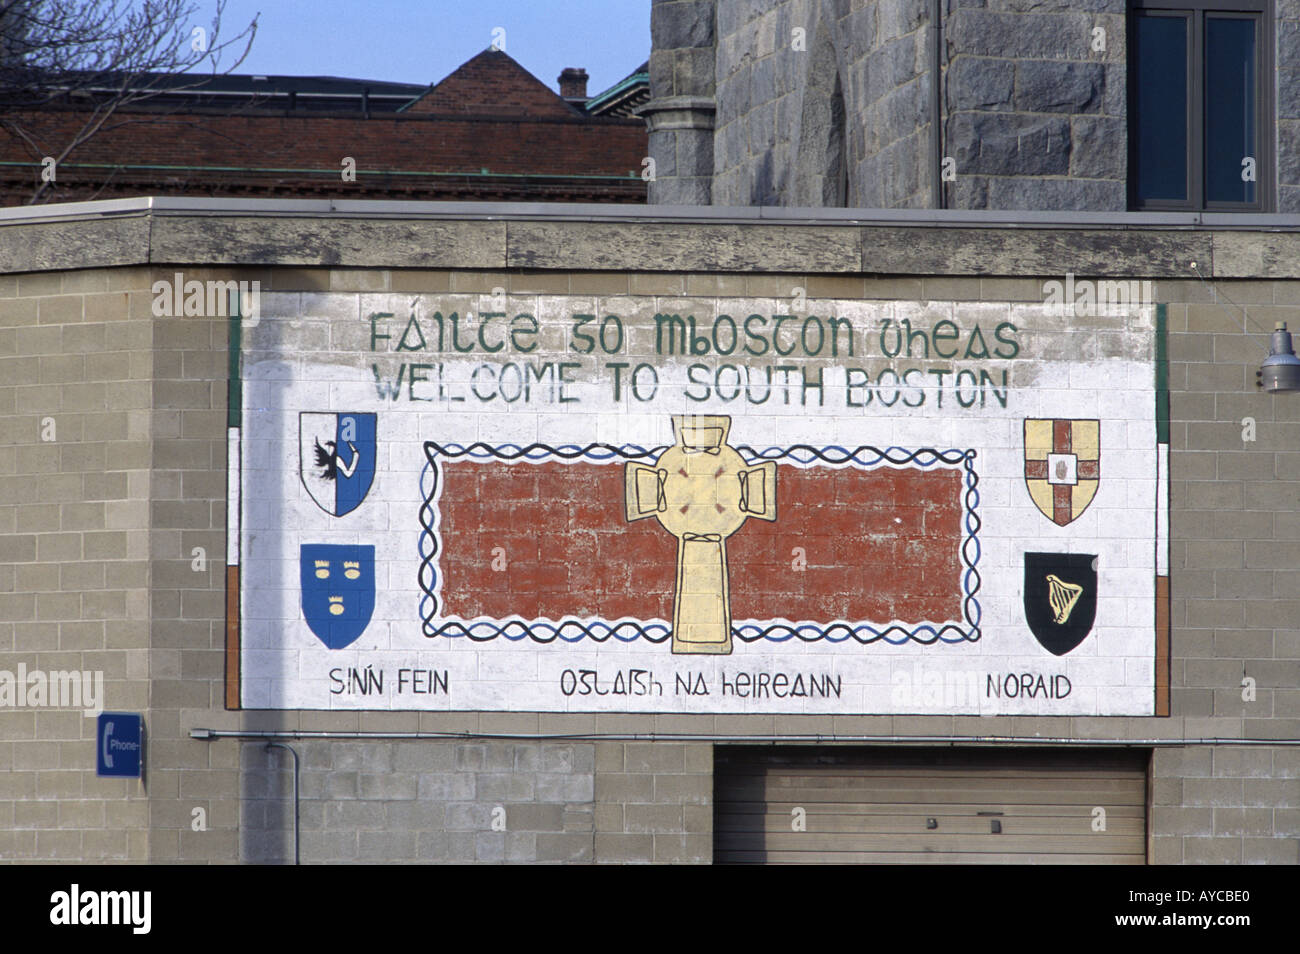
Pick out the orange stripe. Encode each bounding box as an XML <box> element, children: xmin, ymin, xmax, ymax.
<box><xmin>1154</xmin><ymin>575</ymin><xmax>1170</xmax><ymax>717</ymax></box>
<box><xmin>225</xmin><ymin>565</ymin><xmax>241</xmax><ymax>710</ymax></box>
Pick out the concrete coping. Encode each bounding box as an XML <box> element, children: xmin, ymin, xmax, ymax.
<box><xmin>1</xmin><ymin>196</ymin><xmax>1298</xmax><ymax>277</ymax></box>
<box><xmin>4</xmin><ymin>195</ymin><xmax>1300</xmax><ymax>228</ymax></box>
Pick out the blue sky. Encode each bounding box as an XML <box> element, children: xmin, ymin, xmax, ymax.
<box><xmin>200</xmin><ymin>0</ymin><xmax>650</xmax><ymax>94</ymax></box>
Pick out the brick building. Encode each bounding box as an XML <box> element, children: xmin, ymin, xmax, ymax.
<box><xmin>1</xmin><ymin>50</ymin><xmax>648</xmax><ymax>205</ymax></box>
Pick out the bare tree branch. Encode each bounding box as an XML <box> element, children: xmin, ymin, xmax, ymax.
<box><xmin>0</xmin><ymin>0</ymin><xmax>258</xmax><ymax>202</ymax></box>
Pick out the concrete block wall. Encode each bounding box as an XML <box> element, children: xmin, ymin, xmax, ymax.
<box><xmin>595</xmin><ymin>743</ymin><xmax>713</xmax><ymax>864</ymax></box>
<box><xmin>236</xmin><ymin>739</ymin><xmax>714</xmax><ymax>864</ymax></box>
<box><xmin>242</xmin><ymin>741</ymin><xmax>597</xmax><ymax>863</ymax></box>
<box><xmin>134</xmin><ymin>266</ymin><xmax>727</xmax><ymax>864</ymax></box>
<box><xmin>147</xmin><ymin>267</ymin><xmax>261</xmax><ymax>862</ymax></box>
<box><xmin>0</xmin><ymin>267</ymin><xmax>155</xmax><ymax>861</ymax></box>
<box><xmin>3</xmin><ymin>226</ymin><xmax>1298</xmax><ymax>864</ymax></box>
<box><xmin>1153</xmin><ymin>747</ymin><xmax>1300</xmax><ymax>863</ymax></box>
<box><xmin>152</xmin><ymin>265</ymin><xmax>1300</xmax><ymax>864</ymax></box>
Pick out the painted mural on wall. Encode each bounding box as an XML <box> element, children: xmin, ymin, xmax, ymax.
<box><xmin>226</xmin><ymin>292</ymin><xmax>1169</xmax><ymax>714</ymax></box>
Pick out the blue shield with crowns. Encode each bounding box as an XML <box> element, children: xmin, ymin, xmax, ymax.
<box><xmin>300</xmin><ymin>544</ymin><xmax>375</xmax><ymax>649</ymax></box>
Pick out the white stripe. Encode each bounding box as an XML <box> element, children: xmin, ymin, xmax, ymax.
<box><xmin>227</xmin><ymin>427</ymin><xmax>241</xmax><ymax>566</ymax></box>
<box><xmin>1156</xmin><ymin>442</ymin><xmax>1169</xmax><ymax>576</ymax></box>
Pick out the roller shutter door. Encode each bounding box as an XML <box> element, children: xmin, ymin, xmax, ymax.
<box><xmin>714</xmin><ymin>746</ymin><xmax>1148</xmax><ymax>864</ymax></box>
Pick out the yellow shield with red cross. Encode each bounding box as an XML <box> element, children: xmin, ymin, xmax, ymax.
<box><xmin>1023</xmin><ymin>419</ymin><xmax>1099</xmax><ymax>526</ymax></box>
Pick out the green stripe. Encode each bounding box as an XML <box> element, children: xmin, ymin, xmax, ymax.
<box><xmin>1155</xmin><ymin>302</ymin><xmax>1169</xmax><ymax>444</ymax></box>
<box><xmin>227</xmin><ymin>293</ymin><xmax>242</xmax><ymax>428</ymax></box>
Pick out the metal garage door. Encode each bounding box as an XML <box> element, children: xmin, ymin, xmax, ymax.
<box><xmin>714</xmin><ymin>746</ymin><xmax>1149</xmax><ymax>864</ymax></box>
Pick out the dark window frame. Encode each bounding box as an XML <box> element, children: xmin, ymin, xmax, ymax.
<box><xmin>1128</xmin><ymin>0</ymin><xmax>1273</xmax><ymax>212</ymax></box>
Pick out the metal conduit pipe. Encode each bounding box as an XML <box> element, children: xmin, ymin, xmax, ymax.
<box><xmin>192</xmin><ymin>729</ymin><xmax>1300</xmax><ymax>746</ymax></box>
<box><xmin>262</xmin><ymin>742</ymin><xmax>301</xmax><ymax>866</ymax></box>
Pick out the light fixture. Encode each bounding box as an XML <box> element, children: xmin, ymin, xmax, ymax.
<box><xmin>1259</xmin><ymin>322</ymin><xmax>1300</xmax><ymax>393</ymax></box>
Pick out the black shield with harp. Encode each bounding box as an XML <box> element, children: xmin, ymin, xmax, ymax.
<box><xmin>1024</xmin><ymin>552</ymin><xmax>1098</xmax><ymax>656</ymax></box>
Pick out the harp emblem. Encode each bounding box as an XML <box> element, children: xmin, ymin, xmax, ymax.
<box><xmin>1045</xmin><ymin>574</ymin><xmax>1084</xmax><ymax>624</ymax></box>
<box><xmin>1024</xmin><ymin>553</ymin><xmax>1098</xmax><ymax>656</ymax></box>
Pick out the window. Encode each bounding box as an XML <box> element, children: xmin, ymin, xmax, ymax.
<box><xmin>1128</xmin><ymin>0</ymin><xmax>1271</xmax><ymax>210</ymax></box>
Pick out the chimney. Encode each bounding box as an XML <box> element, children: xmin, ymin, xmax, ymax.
<box><xmin>558</xmin><ymin>67</ymin><xmax>588</xmax><ymax>101</ymax></box>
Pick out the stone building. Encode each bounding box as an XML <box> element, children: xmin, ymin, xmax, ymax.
<box><xmin>644</xmin><ymin>0</ymin><xmax>1295</xmax><ymax>212</ymax></box>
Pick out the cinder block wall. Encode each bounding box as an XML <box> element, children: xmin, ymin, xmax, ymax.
<box><xmin>166</xmin><ymin>267</ymin><xmax>1300</xmax><ymax>863</ymax></box>
<box><xmin>0</xmin><ymin>268</ymin><xmax>155</xmax><ymax>861</ymax></box>
<box><xmin>237</xmin><ymin>740</ymin><xmax>711</xmax><ymax>864</ymax></box>
<box><xmin>3</xmin><ymin>248</ymin><xmax>1298</xmax><ymax>864</ymax></box>
<box><xmin>241</xmin><ymin>741</ymin><xmax>598</xmax><ymax>863</ymax></box>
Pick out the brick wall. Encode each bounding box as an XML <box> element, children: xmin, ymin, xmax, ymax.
<box><xmin>0</xmin><ymin>110</ymin><xmax>647</xmax><ymax>206</ymax></box>
<box><xmin>404</xmin><ymin>50</ymin><xmax>580</xmax><ymax>118</ymax></box>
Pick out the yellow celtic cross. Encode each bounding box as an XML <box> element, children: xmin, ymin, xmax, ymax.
<box><xmin>624</xmin><ymin>416</ymin><xmax>777</xmax><ymax>654</ymax></box>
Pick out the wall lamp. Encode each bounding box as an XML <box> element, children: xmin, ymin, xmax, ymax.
<box><xmin>1188</xmin><ymin>261</ymin><xmax>1300</xmax><ymax>394</ymax></box>
<box><xmin>1259</xmin><ymin>323</ymin><xmax>1300</xmax><ymax>393</ymax></box>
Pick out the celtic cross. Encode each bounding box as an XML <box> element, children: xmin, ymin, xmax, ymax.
<box><xmin>624</xmin><ymin>416</ymin><xmax>777</xmax><ymax>654</ymax></box>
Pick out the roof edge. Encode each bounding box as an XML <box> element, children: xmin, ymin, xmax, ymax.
<box><xmin>1</xmin><ymin>197</ymin><xmax>1298</xmax><ymax>279</ymax></box>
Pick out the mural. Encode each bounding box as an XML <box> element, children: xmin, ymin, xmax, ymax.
<box><xmin>226</xmin><ymin>293</ymin><xmax>1168</xmax><ymax>715</ymax></box>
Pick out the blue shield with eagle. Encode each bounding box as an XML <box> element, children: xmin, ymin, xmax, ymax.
<box><xmin>300</xmin><ymin>544</ymin><xmax>375</xmax><ymax>649</ymax></box>
<box><xmin>299</xmin><ymin>412</ymin><xmax>376</xmax><ymax>517</ymax></box>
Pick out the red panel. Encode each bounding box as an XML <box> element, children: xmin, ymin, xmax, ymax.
<box><xmin>729</xmin><ymin>466</ymin><xmax>963</xmax><ymax>622</ymax></box>
<box><xmin>439</xmin><ymin>461</ymin><xmax>676</xmax><ymax>620</ymax></box>
<box><xmin>437</xmin><ymin>459</ymin><xmax>964</xmax><ymax>624</ymax></box>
